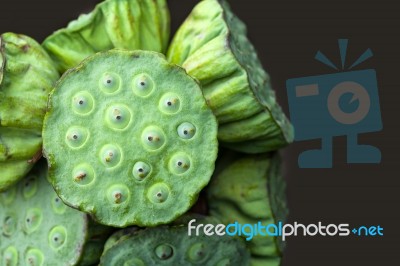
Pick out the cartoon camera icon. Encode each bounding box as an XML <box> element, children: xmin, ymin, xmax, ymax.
<box><xmin>286</xmin><ymin>40</ymin><xmax>382</xmax><ymax>168</ymax></box>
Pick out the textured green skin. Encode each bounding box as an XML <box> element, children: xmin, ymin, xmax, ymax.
<box><xmin>42</xmin><ymin>49</ymin><xmax>218</xmax><ymax>227</ymax></box>
<box><xmin>0</xmin><ymin>33</ymin><xmax>59</xmax><ymax>192</ymax></box>
<box><xmin>207</xmin><ymin>153</ymin><xmax>288</xmax><ymax>265</ymax></box>
<box><xmin>42</xmin><ymin>0</ymin><xmax>170</xmax><ymax>73</ymax></box>
<box><xmin>0</xmin><ymin>160</ymin><xmax>88</xmax><ymax>266</ymax></box>
<box><xmin>100</xmin><ymin>225</ymin><xmax>250</xmax><ymax>266</ymax></box>
<box><xmin>167</xmin><ymin>0</ymin><xmax>293</xmax><ymax>153</ymax></box>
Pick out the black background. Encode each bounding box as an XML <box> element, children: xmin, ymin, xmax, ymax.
<box><xmin>1</xmin><ymin>0</ymin><xmax>399</xmax><ymax>265</ymax></box>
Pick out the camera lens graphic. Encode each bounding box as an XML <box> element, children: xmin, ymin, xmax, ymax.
<box><xmin>327</xmin><ymin>81</ymin><xmax>370</xmax><ymax>125</ymax></box>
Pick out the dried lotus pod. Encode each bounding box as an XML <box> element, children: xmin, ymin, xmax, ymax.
<box><xmin>42</xmin><ymin>0</ymin><xmax>170</xmax><ymax>73</ymax></box>
<box><xmin>167</xmin><ymin>0</ymin><xmax>293</xmax><ymax>153</ymax></box>
<box><xmin>42</xmin><ymin>49</ymin><xmax>218</xmax><ymax>227</ymax></box>
<box><xmin>0</xmin><ymin>33</ymin><xmax>59</xmax><ymax>192</ymax></box>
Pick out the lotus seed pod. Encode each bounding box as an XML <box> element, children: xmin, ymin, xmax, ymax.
<box><xmin>207</xmin><ymin>153</ymin><xmax>288</xmax><ymax>264</ymax></box>
<box><xmin>0</xmin><ymin>160</ymin><xmax>88</xmax><ymax>265</ymax></box>
<box><xmin>42</xmin><ymin>49</ymin><xmax>218</xmax><ymax>227</ymax></box>
<box><xmin>0</xmin><ymin>33</ymin><xmax>59</xmax><ymax>192</ymax></box>
<box><xmin>42</xmin><ymin>0</ymin><xmax>170</xmax><ymax>73</ymax></box>
<box><xmin>100</xmin><ymin>224</ymin><xmax>250</xmax><ymax>266</ymax></box>
<box><xmin>167</xmin><ymin>0</ymin><xmax>293</xmax><ymax>153</ymax></box>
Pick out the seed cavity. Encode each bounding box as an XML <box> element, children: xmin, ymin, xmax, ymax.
<box><xmin>2</xmin><ymin>215</ymin><xmax>17</xmax><ymax>236</ymax></box>
<box><xmin>99</xmin><ymin>144</ymin><xmax>122</xmax><ymax>168</ymax></box>
<box><xmin>72</xmin><ymin>164</ymin><xmax>95</xmax><ymax>185</ymax></box>
<box><xmin>3</xmin><ymin>246</ymin><xmax>18</xmax><ymax>266</ymax></box>
<box><xmin>155</xmin><ymin>244</ymin><xmax>174</xmax><ymax>260</ymax></box>
<box><xmin>72</xmin><ymin>91</ymin><xmax>94</xmax><ymax>115</ymax></box>
<box><xmin>141</xmin><ymin>126</ymin><xmax>166</xmax><ymax>151</ymax></box>
<box><xmin>132</xmin><ymin>73</ymin><xmax>154</xmax><ymax>97</ymax></box>
<box><xmin>25</xmin><ymin>249</ymin><xmax>44</xmax><ymax>266</ymax></box>
<box><xmin>169</xmin><ymin>153</ymin><xmax>191</xmax><ymax>175</ymax></box>
<box><xmin>24</xmin><ymin>208</ymin><xmax>43</xmax><ymax>234</ymax></box>
<box><xmin>52</xmin><ymin>196</ymin><xmax>67</xmax><ymax>214</ymax></box>
<box><xmin>1</xmin><ymin>186</ymin><xmax>17</xmax><ymax>205</ymax></box>
<box><xmin>188</xmin><ymin>243</ymin><xmax>209</xmax><ymax>262</ymax></box>
<box><xmin>159</xmin><ymin>93</ymin><xmax>181</xmax><ymax>114</ymax></box>
<box><xmin>107</xmin><ymin>185</ymin><xmax>130</xmax><ymax>204</ymax></box>
<box><xmin>99</xmin><ymin>72</ymin><xmax>121</xmax><ymax>94</ymax></box>
<box><xmin>49</xmin><ymin>226</ymin><xmax>67</xmax><ymax>250</ymax></box>
<box><xmin>65</xmin><ymin>126</ymin><xmax>89</xmax><ymax>149</ymax></box>
<box><xmin>148</xmin><ymin>183</ymin><xmax>170</xmax><ymax>204</ymax></box>
<box><xmin>177</xmin><ymin>122</ymin><xmax>196</xmax><ymax>139</ymax></box>
<box><xmin>22</xmin><ymin>176</ymin><xmax>38</xmax><ymax>199</ymax></box>
<box><xmin>105</xmin><ymin>104</ymin><xmax>132</xmax><ymax>130</ymax></box>
<box><xmin>132</xmin><ymin>161</ymin><xmax>151</xmax><ymax>180</ymax></box>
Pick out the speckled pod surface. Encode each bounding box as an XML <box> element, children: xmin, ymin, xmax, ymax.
<box><xmin>0</xmin><ymin>33</ymin><xmax>59</xmax><ymax>192</ymax></box>
<box><xmin>100</xmin><ymin>224</ymin><xmax>250</xmax><ymax>265</ymax></box>
<box><xmin>0</xmin><ymin>160</ymin><xmax>88</xmax><ymax>266</ymax></box>
<box><xmin>42</xmin><ymin>49</ymin><xmax>219</xmax><ymax>227</ymax></box>
<box><xmin>42</xmin><ymin>0</ymin><xmax>170</xmax><ymax>73</ymax></box>
<box><xmin>167</xmin><ymin>0</ymin><xmax>293</xmax><ymax>153</ymax></box>
<box><xmin>207</xmin><ymin>153</ymin><xmax>288</xmax><ymax>266</ymax></box>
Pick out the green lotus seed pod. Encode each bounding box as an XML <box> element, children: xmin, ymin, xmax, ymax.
<box><xmin>99</xmin><ymin>224</ymin><xmax>250</xmax><ymax>266</ymax></box>
<box><xmin>42</xmin><ymin>49</ymin><xmax>218</xmax><ymax>227</ymax></box>
<box><xmin>207</xmin><ymin>153</ymin><xmax>288</xmax><ymax>264</ymax></box>
<box><xmin>42</xmin><ymin>0</ymin><xmax>170</xmax><ymax>73</ymax></box>
<box><xmin>0</xmin><ymin>33</ymin><xmax>59</xmax><ymax>192</ymax></box>
<box><xmin>0</xmin><ymin>160</ymin><xmax>88</xmax><ymax>265</ymax></box>
<box><xmin>167</xmin><ymin>0</ymin><xmax>293</xmax><ymax>153</ymax></box>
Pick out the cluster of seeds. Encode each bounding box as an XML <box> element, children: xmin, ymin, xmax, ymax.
<box><xmin>43</xmin><ymin>50</ymin><xmax>218</xmax><ymax>227</ymax></box>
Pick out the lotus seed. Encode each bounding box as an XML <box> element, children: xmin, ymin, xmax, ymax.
<box><xmin>132</xmin><ymin>73</ymin><xmax>154</xmax><ymax>97</ymax></box>
<box><xmin>72</xmin><ymin>164</ymin><xmax>95</xmax><ymax>185</ymax></box>
<box><xmin>148</xmin><ymin>183</ymin><xmax>170</xmax><ymax>203</ymax></box>
<box><xmin>3</xmin><ymin>246</ymin><xmax>18</xmax><ymax>266</ymax></box>
<box><xmin>3</xmin><ymin>216</ymin><xmax>16</xmax><ymax>236</ymax></box>
<box><xmin>24</xmin><ymin>208</ymin><xmax>43</xmax><ymax>234</ymax></box>
<box><xmin>177</xmin><ymin>122</ymin><xmax>196</xmax><ymax>139</ymax></box>
<box><xmin>23</xmin><ymin>176</ymin><xmax>38</xmax><ymax>199</ymax></box>
<box><xmin>25</xmin><ymin>249</ymin><xmax>44</xmax><ymax>266</ymax></box>
<box><xmin>169</xmin><ymin>153</ymin><xmax>191</xmax><ymax>174</ymax></box>
<box><xmin>159</xmin><ymin>93</ymin><xmax>181</xmax><ymax>114</ymax></box>
<box><xmin>107</xmin><ymin>185</ymin><xmax>130</xmax><ymax>204</ymax></box>
<box><xmin>49</xmin><ymin>226</ymin><xmax>67</xmax><ymax>250</ymax></box>
<box><xmin>66</xmin><ymin>126</ymin><xmax>89</xmax><ymax>148</ymax></box>
<box><xmin>72</xmin><ymin>91</ymin><xmax>95</xmax><ymax>115</ymax></box>
<box><xmin>188</xmin><ymin>242</ymin><xmax>208</xmax><ymax>262</ymax></box>
<box><xmin>1</xmin><ymin>187</ymin><xmax>17</xmax><ymax>205</ymax></box>
<box><xmin>100</xmin><ymin>73</ymin><xmax>121</xmax><ymax>94</ymax></box>
<box><xmin>132</xmin><ymin>162</ymin><xmax>151</xmax><ymax>180</ymax></box>
<box><xmin>105</xmin><ymin>104</ymin><xmax>132</xmax><ymax>130</ymax></box>
<box><xmin>99</xmin><ymin>144</ymin><xmax>122</xmax><ymax>168</ymax></box>
<box><xmin>52</xmin><ymin>196</ymin><xmax>67</xmax><ymax>214</ymax></box>
<box><xmin>141</xmin><ymin>126</ymin><xmax>166</xmax><ymax>151</ymax></box>
<box><xmin>155</xmin><ymin>244</ymin><xmax>173</xmax><ymax>260</ymax></box>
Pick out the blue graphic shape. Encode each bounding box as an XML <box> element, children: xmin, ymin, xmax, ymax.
<box><xmin>338</xmin><ymin>39</ymin><xmax>348</xmax><ymax>69</ymax></box>
<box><xmin>287</xmin><ymin>70</ymin><xmax>382</xmax><ymax>168</ymax></box>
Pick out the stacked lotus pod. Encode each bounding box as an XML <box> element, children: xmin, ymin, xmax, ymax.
<box><xmin>0</xmin><ymin>0</ymin><xmax>292</xmax><ymax>265</ymax></box>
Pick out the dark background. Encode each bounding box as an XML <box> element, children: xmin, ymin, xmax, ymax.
<box><xmin>1</xmin><ymin>0</ymin><xmax>399</xmax><ymax>265</ymax></box>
